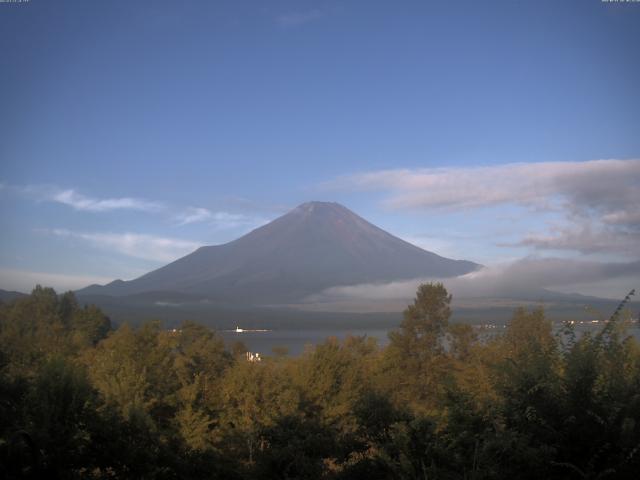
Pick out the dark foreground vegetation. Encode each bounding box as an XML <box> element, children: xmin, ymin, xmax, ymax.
<box><xmin>1</xmin><ymin>284</ymin><xmax>639</xmax><ymax>479</ymax></box>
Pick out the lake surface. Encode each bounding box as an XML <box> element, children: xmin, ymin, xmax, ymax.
<box><xmin>218</xmin><ymin>321</ymin><xmax>640</xmax><ymax>357</ymax></box>
<box><xmin>219</xmin><ymin>328</ymin><xmax>392</xmax><ymax>356</ymax></box>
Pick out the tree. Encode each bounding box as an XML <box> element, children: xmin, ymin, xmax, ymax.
<box><xmin>0</xmin><ymin>286</ymin><xmax>69</xmax><ymax>377</ymax></box>
<box><xmin>297</xmin><ymin>337</ymin><xmax>370</xmax><ymax>433</ymax></box>
<box><xmin>23</xmin><ymin>358</ymin><xmax>97</xmax><ymax>476</ymax></box>
<box><xmin>219</xmin><ymin>360</ymin><xmax>300</xmax><ymax>464</ymax></box>
<box><xmin>57</xmin><ymin>291</ymin><xmax>78</xmax><ymax>326</ymax></box>
<box><xmin>253</xmin><ymin>414</ymin><xmax>337</xmax><ymax>480</ymax></box>
<box><xmin>389</xmin><ymin>282</ymin><xmax>451</xmax><ymax>358</ymax></box>
<box><xmin>83</xmin><ymin>322</ymin><xmax>172</xmax><ymax>423</ymax></box>
<box><xmin>382</xmin><ymin>283</ymin><xmax>452</xmax><ymax>412</ymax></box>
<box><xmin>172</xmin><ymin>321</ymin><xmax>231</xmax><ymax>451</ymax></box>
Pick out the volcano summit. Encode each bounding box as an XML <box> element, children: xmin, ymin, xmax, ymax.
<box><xmin>78</xmin><ymin>202</ymin><xmax>479</xmax><ymax>304</ymax></box>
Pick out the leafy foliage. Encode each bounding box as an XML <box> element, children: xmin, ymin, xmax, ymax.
<box><xmin>1</xmin><ymin>284</ymin><xmax>639</xmax><ymax>479</ymax></box>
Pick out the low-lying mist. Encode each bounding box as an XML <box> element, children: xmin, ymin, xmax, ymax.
<box><xmin>311</xmin><ymin>257</ymin><xmax>640</xmax><ymax>303</ymax></box>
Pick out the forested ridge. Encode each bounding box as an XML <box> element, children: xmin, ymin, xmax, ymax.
<box><xmin>1</xmin><ymin>284</ymin><xmax>639</xmax><ymax>479</ymax></box>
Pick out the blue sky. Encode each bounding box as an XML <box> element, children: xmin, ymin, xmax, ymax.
<box><xmin>1</xmin><ymin>0</ymin><xmax>639</xmax><ymax>297</ymax></box>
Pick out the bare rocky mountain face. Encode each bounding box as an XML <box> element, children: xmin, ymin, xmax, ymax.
<box><xmin>77</xmin><ymin>202</ymin><xmax>479</xmax><ymax>305</ymax></box>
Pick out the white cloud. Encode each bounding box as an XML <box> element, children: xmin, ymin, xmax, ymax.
<box><xmin>0</xmin><ymin>268</ymin><xmax>114</xmax><ymax>293</ymax></box>
<box><xmin>333</xmin><ymin>159</ymin><xmax>639</xmax><ymax>212</ymax></box>
<box><xmin>8</xmin><ymin>183</ymin><xmax>164</xmax><ymax>213</ymax></box>
<box><xmin>176</xmin><ymin>207</ymin><xmax>214</xmax><ymax>225</ymax></box>
<box><xmin>330</xmin><ymin>159</ymin><xmax>640</xmax><ymax>257</ymax></box>
<box><xmin>50</xmin><ymin>189</ymin><xmax>163</xmax><ymax>212</ymax></box>
<box><xmin>48</xmin><ymin>229</ymin><xmax>202</xmax><ymax>263</ymax></box>
<box><xmin>5</xmin><ymin>183</ymin><xmax>271</xmax><ymax>232</ymax></box>
<box><xmin>315</xmin><ymin>257</ymin><xmax>640</xmax><ymax>301</ymax></box>
<box><xmin>175</xmin><ymin>207</ymin><xmax>261</xmax><ymax>228</ymax></box>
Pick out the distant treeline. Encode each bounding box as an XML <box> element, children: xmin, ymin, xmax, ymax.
<box><xmin>1</xmin><ymin>284</ymin><xmax>639</xmax><ymax>479</ymax></box>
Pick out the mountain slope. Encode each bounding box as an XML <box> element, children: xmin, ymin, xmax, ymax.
<box><xmin>0</xmin><ymin>289</ymin><xmax>28</xmax><ymax>303</ymax></box>
<box><xmin>77</xmin><ymin>202</ymin><xmax>479</xmax><ymax>304</ymax></box>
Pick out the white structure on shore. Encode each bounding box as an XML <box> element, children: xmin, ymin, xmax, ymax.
<box><xmin>246</xmin><ymin>351</ymin><xmax>261</xmax><ymax>362</ymax></box>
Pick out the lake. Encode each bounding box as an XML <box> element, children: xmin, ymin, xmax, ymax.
<box><xmin>219</xmin><ymin>327</ymin><xmax>392</xmax><ymax>356</ymax></box>
<box><xmin>218</xmin><ymin>321</ymin><xmax>640</xmax><ymax>357</ymax></box>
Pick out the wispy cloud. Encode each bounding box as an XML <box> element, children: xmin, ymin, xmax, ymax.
<box><xmin>4</xmin><ymin>182</ymin><xmax>271</xmax><ymax>230</ymax></box>
<box><xmin>47</xmin><ymin>229</ymin><xmax>201</xmax><ymax>263</ymax></box>
<box><xmin>175</xmin><ymin>206</ymin><xmax>263</xmax><ymax>229</ymax></box>
<box><xmin>10</xmin><ymin>183</ymin><xmax>164</xmax><ymax>213</ymax></box>
<box><xmin>176</xmin><ymin>207</ymin><xmax>214</xmax><ymax>225</ymax></box>
<box><xmin>277</xmin><ymin>9</ymin><xmax>323</xmax><ymax>27</ymax></box>
<box><xmin>50</xmin><ymin>189</ymin><xmax>164</xmax><ymax>212</ymax></box>
<box><xmin>329</xmin><ymin>159</ymin><xmax>640</xmax><ymax>257</ymax></box>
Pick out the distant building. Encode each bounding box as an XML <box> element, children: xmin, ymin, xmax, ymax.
<box><xmin>246</xmin><ymin>351</ymin><xmax>261</xmax><ymax>362</ymax></box>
